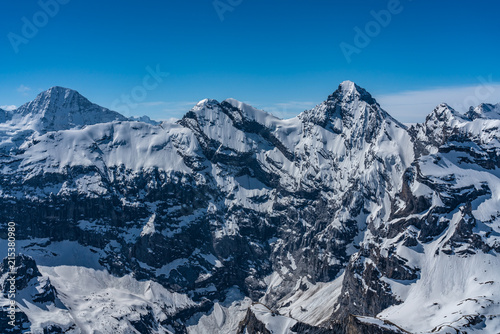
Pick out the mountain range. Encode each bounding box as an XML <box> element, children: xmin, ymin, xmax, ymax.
<box><xmin>0</xmin><ymin>81</ymin><xmax>499</xmax><ymax>333</ymax></box>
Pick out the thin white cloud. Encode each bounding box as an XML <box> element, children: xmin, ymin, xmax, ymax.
<box><xmin>124</xmin><ymin>101</ymin><xmax>198</xmax><ymax>118</ymax></box>
<box><xmin>0</xmin><ymin>105</ymin><xmax>16</xmax><ymax>111</ymax></box>
<box><xmin>159</xmin><ymin>117</ymin><xmax>181</xmax><ymax>123</ymax></box>
<box><xmin>273</xmin><ymin>101</ymin><xmax>317</xmax><ymax>108</ymax></box>
<box><xmin>128</xmin><ymin>101</ymin><xmax>198</xmax><ymax>120</ymax></box>
<box><xmin>17</xmin><ymin>84</ymin><xmax>31</xmax><ymax>95</ymax></box>
<box><xmin>376</xmin><ymin>82</ymin><xmax>500</xmax><ymax>123</ymax></box>
<box><xmin>161</xmin><ymin>101</ymin><xmax>199</xmax><ymax>113</ymax></box>
<box><xmin>256</xmin><ymin>101</ymin><xmax>317</xmax><ymax>119</ymax></box>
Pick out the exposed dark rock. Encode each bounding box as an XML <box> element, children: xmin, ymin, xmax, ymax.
<box><xmin>1</xmin><ymin>254</ymin><xmax>41</xmax><ymax>294</ymax></box>
<box><xmin>237</xmin><ymin>308</ymin><xmax>272</xmax><ymax>334</ymax></box>
<box><xmin>339</xmin><ymin>315</ymin><xmax>409</xmax><ymax>334</ymax></box>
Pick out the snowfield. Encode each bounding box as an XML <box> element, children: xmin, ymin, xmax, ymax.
<box><xmin>1</xmin><ymin>83</ymin><xmax>499</xmax><ymax>333</ymax></box>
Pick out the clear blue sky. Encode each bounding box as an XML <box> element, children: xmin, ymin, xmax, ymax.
<box><xmin>1</xmin><ymin>0</ymin><xmax>499</xmax><ymax>122</ymax></box>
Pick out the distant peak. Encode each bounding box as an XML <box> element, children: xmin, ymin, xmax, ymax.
<box><xmin>42</xmin><ymin>86</ymin><xmax>80</xmax><ymax>97</ymax></box>
<box><xmin>31</xmin><ymin>86</ymin><xmax>88</xmax><ymax>109</ymax></box>
<box><xmin>430</xmin><ymin>103</ymin><xmax>460</xmax><ymax>118</ymax></box>
<box><xmin>13</xmin><ymin>86</ymin><xmax>126</xmax><ymax>132</ymax></box>
<box><xmin>434</xmin><ymin>103</ymin><xmax>453</xmax><ymax>112</ymax></box>
<box><xmin>437</xmin><ymin>102</ymin><xmax>453</xmax><ymax>109</ymax></box>
<box><xmin>466</xmin><ymin>102</ymin><xmax>500</xmax><ymax>120</ymax></box>
<box><xmin>47</xmin><ymin>85</ymin><xmax>72</xmax><ymax>92</ymax></box>
<box><xmin>423</xmin><ymin>103</ymin><xmax>469</xmax><ymax>126</ymax></box>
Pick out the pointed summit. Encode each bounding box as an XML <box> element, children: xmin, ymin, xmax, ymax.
<box><xmin>300</xmin><ymin>81</ymin><xmax>382</xmax><ymax>125</ymax></box>
<box><xmin>412</xmin><ymin>103</ymin><xmax>469</xmax><ymax>150</ymax></box>
<box><xmin>13</xmin><ymin>87</ymin><xmax>126</xmax><ymax>132</ymax></box>
<box><xmin>299</xmin><ymin>82</ymin><xmax>399</xmax><ymax>143</ymax></box>
<box><xmin>331</xmin><ymin>80</ymin><xmax>378</xmax><ymax>105</ymax></box>
<box><xmin>25</xmin><ymin>86</ymin><xmax>87</xmax><ymax>113</ymax></box>
<box><xmin>339</xmin><ymin>80</ymin><xmax>356</xmax><ymax>91</ymax></box>
<box><xmin>423</xmin><ymin>103</ymin><xmax>469</xmax><ymax>129</ymax></box>
<box><xmin>20</xmin><ymin>86</ymin><xmax>104</xmax><ymax>117</ymax></box>
<box><xmin>337</xmin><ymin>80</ymin><xmax>366</xmax><ymax>98</ymax></box>
<box><xmin>44</xmin><ymin>86</ymin><xmax>75</xmax><ymax>96</ymax></box>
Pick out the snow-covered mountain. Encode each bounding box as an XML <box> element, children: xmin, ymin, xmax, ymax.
<box><xmin>466</xmin><ymin>103</ymin><xmax>500</xmax><ymax>120</ymax></box>
<box><xmin>0</xmin><ymin>82</ymin><xmax>499</xmax><ymax>333</ymax></box>
<box><xmin>11</xmin><ymin>86</ymin><xmax>127</xmax><ymax>132</ymax></box>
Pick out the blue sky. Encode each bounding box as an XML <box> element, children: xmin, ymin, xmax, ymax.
<box><xmin>1</xmin><ymin>0</ymin><xmax>499</xmax><ymax>122</ymax></box>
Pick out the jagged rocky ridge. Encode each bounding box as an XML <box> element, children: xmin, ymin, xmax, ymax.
<box><xmin>0</xmin><ymin>82</ymin><xmax>499</xmax><ymax>333</ymax></box>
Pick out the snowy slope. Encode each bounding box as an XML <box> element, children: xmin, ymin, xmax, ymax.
<box><xmin>0</xmin><ymin>82</ymin><xmax>499</xmax><ymax>333</ymax></box>
<box><xmin>340</xmin><ymin>96</ymin><xmax>500</xmax><ymax>332</ymax></box>
<box><xmin>375</xmin><ymin>121</ymin><xmax>500</xmax><ymax>332</ymax></box>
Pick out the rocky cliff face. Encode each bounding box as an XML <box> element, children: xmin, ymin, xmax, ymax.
<box><xmin>0</xmin><ymin>82</ymin><xmax>499</xmax><ymax>333</ymax></box>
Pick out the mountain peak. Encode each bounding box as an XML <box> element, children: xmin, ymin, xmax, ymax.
<box><xmin>466</xmin><ymin>102</ymin><xmax>500</xmax><ymax>120</ymax></box>
<box><xmin>414</xmin><ymin>103</ymin><xmax>470</xmax><ymax>149</ymax></box>
<box><xmin>45</xmin><ymin>85</ymin><xmax>75</xmax><ymax>94</ymax></box>
<box><xmin>338</xmin><ymin>80</ymin><xmax>357</xmax><ymax>94</ymax></box>
<box><xmin>186</xmin><ymin>99</ymin><xmax>221</xmax><ymax>119</ymax></box>
<box><xmin>23</xmin><ymin>86</ymin><xmax>92</xmax><ymax>116</ymax></box>
<box><xmin>328</xmin><ymin>81</ymin><xmax>377</xmax><ymax>106</ymax></box>
<box><xmin>184</xmin><ymin>97</ymin><xmax>277</xmax><ymax>130</ymax></box>
<box><xmin>12</xmin><ymin>87</ymin><xmax>126</xmax><ymax>132</ymax></box>
<box><xmin>194</xmin><ymin>98</ymin><xmax>220</xmax><ymax>108</ymax></box>
<box><xmin>299</xmin><ymin>81</ymin><xmax>387</xmax><ymax>129</ymax></box>
<box><xmin>37</xmin><ymin>86</ymin><xmax>85</xmax><ymax>105</ymax></box>
<box><xmin>425</xmin><ymin>103</ymin><xmax>466</xmax><ymax>124</ymax></box>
